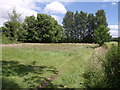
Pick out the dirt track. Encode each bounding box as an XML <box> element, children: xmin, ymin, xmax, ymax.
<box><xmin>0</xmin><ymin>43</ymin><xmax>98</xmax><ymax>48</ymax></box>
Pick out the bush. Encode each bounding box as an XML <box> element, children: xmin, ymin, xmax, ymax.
<box><xmin>102</xmin><ymin>44</ymin><xmax>120</xmax><ymax>88</ymax></box>
<box><xmin>83</xmin><ymin>43</ymin><xmax>120</xmax><ymax>88</ymax></box>
<box><xmin>83</xmin><ymin>48</ymin><xmax>106</xmax><ymax>88</ymax></box>
<box><xmin>1</xmin><ymin>35</ymin><xmax>19</xmax><ymax>44</ymax></box>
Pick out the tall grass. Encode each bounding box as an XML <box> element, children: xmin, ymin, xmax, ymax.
<box><xmin>102</xmin><ymin>44</ymin><xmax>120</xmax><ymax>88</ymax></box>
<box><xmin>83</xmin><ymin>42</ymin><xmax>120</xmax><ymax>88</ymax></box>
<box><xmin>2</xmin><ymin>44</ymin><xmax>96</xmax><ymax>88</ymax></box>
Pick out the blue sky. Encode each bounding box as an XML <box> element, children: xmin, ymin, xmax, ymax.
<box><xmin>37</xmin><ymin>2</ymin><xmax>118</xmax><ymax>25</ymax></box>
<box><xmin>35</xmin><ymin>2</ymin><xmax>118</xmax><ymax>37</ymax></box>
<box><xmin>64</xmin><ymin>2</ymin><xmax>118</xmax><ymax>25</ymax></box>
<box><xmin>0</xmin><ymin>0</ymin><xmax>119</xmax><ymax>37</ymax></box>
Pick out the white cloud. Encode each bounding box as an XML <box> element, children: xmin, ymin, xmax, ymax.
<box><xmin>0</xmin><ymin>0</ymin><xmax>41</xmax><ymax>26</ymax></box>
<box><xmin>0</xmin><ymin>18</ymin><xmax>8</xmax><ymax>27</ymax></box>
<box><xmin>51</xmin><ymin>15</ymin><xmax>62</xmax><ymax>24</ymax></box>
<box><xmin>112</xmin><ymin>2</ymin><xmax>117</xmax><ymax>5</ymax></box>
<box><xmin>37</xmin><ymin>0</ymin><xmax>119</xmax><ymax>2</ymax></box>
<box><xmin>43</xmin><ymin>1</ymin><xmax>67</xmax><ymax>14</ymax></box>
<box><xmin>108</xmin><ymin>25</ymin><xmax>118</xmax><ymax>37</ymax></box>
<box><xmin>110</xmin><ymin>30</ymin><xmax>118</xmax><ymax>37</ymax></box>
<box><xmin>108</xmin><ymin>25</ymin><xmax>118</xmax><ymax>30</ymax></box>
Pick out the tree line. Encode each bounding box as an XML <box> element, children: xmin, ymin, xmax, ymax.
<box><xmin>1</xmin><ymin>9</ymin><xmax>111</xmax><ymax>45</ymax></box>
<box><xmin>63</xmin><ymin>10</ymin><xmax>111</xmax><ymax>45</ymax></box>
<box><xmin>1</xmin><ymin>9</ymin><xmax>63</xmax><ymax>43</ymax></box>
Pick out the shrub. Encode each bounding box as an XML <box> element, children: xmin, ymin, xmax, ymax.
<box><xmin>83</xmin><ymin>43</ymin><xmax>120</xmax><ymax>88</ymax></box>
<box><xmin>102</xmin><ymin>44</ymin><xmax>120</xmax><ymax>88</ymax></box>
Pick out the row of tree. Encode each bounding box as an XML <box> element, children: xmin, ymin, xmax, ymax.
<box><xmin>1</xmin><ymin>9</ymin><xmax>111</xmax><ymax>45</ymax></box>
<box><xmin>62</xmin><ymin>10</ymin><xmax>111</xmax><ymax>44</ymax></box>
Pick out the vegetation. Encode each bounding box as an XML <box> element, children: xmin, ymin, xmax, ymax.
<box><xmin>111</xmin><ymin>37</ymin><xmax>120</xmax><ymax>42</ymax></box>
<box><xmin>1</xmin><ymin>9</ymin><xmax>111</xmax><ymax>45</ymax></box>
<box><xmin>2</xmin><ymin>44</ymin><xmax>97</xmax><ymax>88</ymax></box>
<box><xmin>0</xmin><ymin>35</ymin><xmax>19</xmax><ymax>44</ymax></box>
<box><xmin>1</xmin><ymin>9</ymin><xmax>22</xmax><ymax>41</ymax></box>
<box><xmin>2</xmin><ymin>42</ymin><xmax>119</xmax><ymax>89</ymax></box>
<box><xmin>22</xmin><ymin>14</ymin><xmax>63</xmax><ymax>43</ymax></box>
<box><xmin>62</xmin><ymin>9</ymin><xmax>111</xmax><ymax>44</ymax></box>
<box><xmin>1</xmin><ymin>8</ymin><xmax>118</xmax><ymax>89</ymax></box>
<box><xmin>83</xmin><ymin>42</ymin><xmax>120</xmax><ymax>88</ymax></box>
<box><xmin>94</xmin><ymin>25</ymin><xmax>111</xmax><ymax>46</ymax></box>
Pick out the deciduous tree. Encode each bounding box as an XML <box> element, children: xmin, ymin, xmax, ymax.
<box><xmin>94</xmin><ymin>25</ymin><xmax>111</xmax><ymax>46</ymax></box>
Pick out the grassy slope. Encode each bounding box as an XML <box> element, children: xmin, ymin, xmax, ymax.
<box><xmin>2</xmin><ymin>44</ymin><xmax>97</xmax><ymax>88</ymax></box>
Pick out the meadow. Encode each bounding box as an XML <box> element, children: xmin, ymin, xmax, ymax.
<box><xmin>1</xmin><ymin>43</ymin><xmax>99</xmax><ymax>89</ymax></box>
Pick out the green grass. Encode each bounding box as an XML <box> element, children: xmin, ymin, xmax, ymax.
<box><xmin>0</xmin><ymin>35</ymin><xmax>19</xmax><ymax>44</ymax></box>
<box><xmin>2</xmin><ymin>44</ymin><xmax>98</xmax><ymax>88</ymax></box>
<box><xmin>104</xmin><ymin>42</ymin><xmax>118</xmax><ymax>48</ymax></box>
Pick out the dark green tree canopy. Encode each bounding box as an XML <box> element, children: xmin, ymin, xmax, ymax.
<box><xmin>62</xmin><ymin>9</ymin><xmax>111</xmax><ymax>44</ymax></box>
<box><xmin>23</xmin><ymin>14</ymin><xmax>63</xmax><ymax>43</ymax></box>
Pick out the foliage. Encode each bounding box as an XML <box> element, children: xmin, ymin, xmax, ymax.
<box><xmin>63</xmin><ymin>11</ymin><xmax>74</xmax><ymax>42</ymax></box>
<box><xmin>2</xmin><ymin>9</ymin><xmax>22</xmax><ymax>41</ymax></box>
<box><xmin>111</xmin><ymin>37</ymin><xmax>119</xmax><ymax>42</ymax></box>
<box><xmin>1</xmin><ymin>9</ymin><xmax>111</xmax><ymax>44</ymax></box>
<box><xmin>18</xmin><ymin>14</ymin><xmax>63</xmax><ymax>43</ymax></box>
<box><xmin>1</xmin><ymin>9</ymin><xmax>63</xmax><ymax>43</ymax></box>
<box><xmin>102</xmin><ymin>45</ymin><xmax>120</xmax><ymax>88</ymax></box>
<box><xmin>84</xmin><ymin>13</ymin><xmax>96</xmax><ymax>43</ymax></box>
<box><xmin>62</xmin><ymin>9</ymin><xmax>111</xmax><ymax>43</ymax></box>
<box><xmin>1</xmin><ymin>35</ymin><xmax>19</xmax><ymax>44</ymax></box>
<box><xmin>23</xmin><ymin>15</ymin><xmax>37</xmax><ymax>42</ymax></box>
<box><xmin>36</xmin><ymin>14</ymin><xmax>63</xmax><ymax>43</ymax></box>
<box><xmin>83</xmin><ymin>43</ymin><xmax>120</xmax><ymax>88</ymax></box>
<box><xmin>74</xmin><ymin>11</ymin><xmax>80</xmax><ymax>42</ymax></box>
<box><xmin>94</xmin><ymin>25</ymin><xmax>111</xmax><ymax>46</ymax></box>
<box><xmin>95</xmin><ymin>9</ymin><xmax>108</xmax><ymax>27</ymax></box>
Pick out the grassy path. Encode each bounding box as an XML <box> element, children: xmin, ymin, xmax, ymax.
<box><xmin>49</xmin><ymin>48</ymin><xmax>94</xmax><ymax>88</ymax></box>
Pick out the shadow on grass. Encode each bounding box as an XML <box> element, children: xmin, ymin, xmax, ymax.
<box><xmin>2</xmin><ymin>60</ymin><xmax>61</xmax><ymax>89</ymax></box>
<box><xmin>2</xmin><ymin>60</ymin><xmax>58</xmax><ymax>76</ymax></box>
<box><xmin>86</xmin><ymin>45</ymin><xmax>100</xmax><ymax>49</ymax></box>
<box><xmin>2</xmin><ymin>76</ymin><xmax>21</xmax><ymax>90</ymax></box>
<box><xmin>45</xmin><ymin>83</ymin><xmax>68</xmax><ymax>88</ymax></box>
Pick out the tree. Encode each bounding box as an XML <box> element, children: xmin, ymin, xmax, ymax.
<box><xmin>37</xmin><ymin>14</ymin><xmax>63</xmax><ymax>43</ymax></box>
<box><xmin>62</xmin><ymin>11</ymin><xmax>74</xmax><ymax>42</ymax></box>
<box><xmin>95</xmin><ymin>9</ymin><xmax>108</xmax><ymax>27</ymax></box>
<box><xmin>2</xmin><ymin>9</ymin><xmax>22</xmax><ymax>41</ymax></box>
<box><xmin>74</xmin><ymin>11</ymin><xmax>81</xmax><ymax>42</ymax></box>
<box><xmin>84</xmin><ymin>13</ymin><xmax>96</xmax><ymax>43</ymax></box>
<box><xmin>79</xmin><ymin>11</ymin><xmax>88</xmax><ymax>43</ymax></box>
<box><xmin>23</xmin><ymin>14</ymin><xmax>63</xmax><ymax>43</ymax></box>
<box><xmin>23</xmin><ymin>15</ymin><xmax>37</xmax><ymax>42</ymax></box>
<box><xmin>94</xmin><ymin>9</ymin><xmax>111</xmax><ymax>45</ymax></box>
<box><xmin>94</xmin><ymin>25</ymin><xmax>111</xmax><ymax>46</ymax></box>
<box><xmin>62</xmin><ymin>9</ymin><xmax>110</xmax><ymax>44</ymax></box>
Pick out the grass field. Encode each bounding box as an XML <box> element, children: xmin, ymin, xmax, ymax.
<box><xmin>2</xmin><ymin>43</ymin><xmax>100</xmax><ymax>88</ymax></box>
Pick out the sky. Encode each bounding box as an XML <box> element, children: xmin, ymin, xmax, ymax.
<box><xmin>0</xmin><ymin>0</ymin><xmax>119</xmax><ymax>37</ymax></box>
